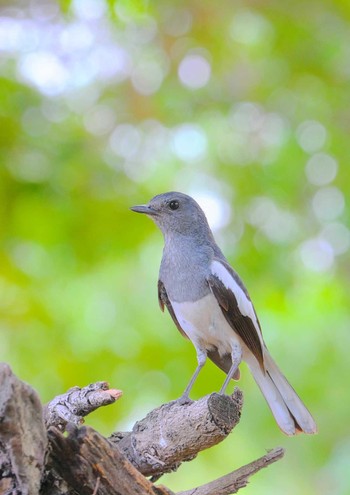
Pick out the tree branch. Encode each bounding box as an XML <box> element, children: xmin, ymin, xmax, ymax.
<box><xmin>47</xmin><ymin>425</ymin><xmax>174</xmax><ymax>495</ymax></box>
<box><xmin>43</xmin><ymin>381</ymin><xmax>123</xmax><ymax>430</ymax></box>
<box><xmin>177</xmin><ymin>447</ymin><xmax>285</xmax><ymax>495</ymax></box>
<box><xmin>112</xmin><ymin>390</ymin><xmax>243</xmax><ymax>478</ymax></box>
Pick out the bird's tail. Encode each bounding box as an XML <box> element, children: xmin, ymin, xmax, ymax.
<box><xmin>246</xmin><ymin>349</ymin><xmax>317</xmax><ymax>436</ymax></box>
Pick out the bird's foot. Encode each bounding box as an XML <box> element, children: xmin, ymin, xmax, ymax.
<box><xmin>177</xmin><ymin>394</ymin><xmax>193</xmax><ymax>406</ymax></box>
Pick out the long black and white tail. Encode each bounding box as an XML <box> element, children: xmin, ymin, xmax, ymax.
<box><xmin>246</xmin><ymin>350</ymin><xmax>317</xmax><ymax>435</ymax></box>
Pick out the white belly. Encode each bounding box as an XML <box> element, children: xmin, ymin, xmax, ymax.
<box><xmin>171</xmin><ymin>293</ymin><xmax>241</xmax><ymax>356</ymax></box>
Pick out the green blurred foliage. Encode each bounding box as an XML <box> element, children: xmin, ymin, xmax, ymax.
<box><xmin>0</xmin><ymin>0</ymin><xmax>350</xmax><ymax>493</ymax></box>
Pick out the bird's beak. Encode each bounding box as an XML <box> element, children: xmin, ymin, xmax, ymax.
<box><xmin>130</xmin><ymin>204</ymin><xmax>158</xmax><ymax>216</ymax></box>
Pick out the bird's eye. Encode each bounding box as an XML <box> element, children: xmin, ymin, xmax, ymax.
<box><xmin>169</xmin><ymin>200</ymin><xmax>179</xmax><ymax>210</ymax></box>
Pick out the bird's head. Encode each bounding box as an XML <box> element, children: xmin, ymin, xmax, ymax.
<box><xmin>131</xmin><ymin>191</ymin><xmax>212</xmax><ymax>238</ymax></box>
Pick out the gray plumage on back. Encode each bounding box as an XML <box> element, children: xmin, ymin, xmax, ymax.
<box><xmin>131</xmin><ymin>191</ymin><xmax>317</xmax><ymax>436</ymax></box>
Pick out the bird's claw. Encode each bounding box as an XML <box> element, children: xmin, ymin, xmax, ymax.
<box><xmin>177</xmin><ymin>395</ymin><xmax>193</xmax><ymax>406</ymax></box>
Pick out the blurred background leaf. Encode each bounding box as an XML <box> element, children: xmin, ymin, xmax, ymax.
<box><xmin>0</xmin><ymin>0</ymin><xmax>349</xmax><ymax>493</ymax></box>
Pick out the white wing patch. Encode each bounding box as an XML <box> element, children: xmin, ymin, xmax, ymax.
<box><xmin>210</xmin><ymin>259</ymin><xmax>264</xmax><ymax>347</ymax></box>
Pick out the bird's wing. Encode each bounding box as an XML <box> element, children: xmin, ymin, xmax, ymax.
<box><xmin>158</xmin><ymin>279</ymin><xmax>189</xmax><ymax>339</ymax></box>
<box><xmin>207</xmin><ymin>258</ymin><xmax>265</xmax><ymax>370</ymax></box>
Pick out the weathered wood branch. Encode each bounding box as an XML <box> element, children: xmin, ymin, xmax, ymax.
<box><xmin>0</xmin><ymin>363</ymin><xmax>285</xmax><ymax>495</ymax></box>
<box><xmin>111</xmin><ymin>390</ymin><xmax>243</xmax><ymax>477</ymax></box>
<box><xmin>43</xmin><ymin>381</ymin><xmax>123</xmax><ymax>429</ymax></box>
<box><xmin>47</xmin><ymin>425</ymin><xmax>174</xmax><ymax>495</ymax></box>
<box><xmin>177</xmin><ymin>447</ymin><xmax>285</xmax><ymax>495</ymax></box>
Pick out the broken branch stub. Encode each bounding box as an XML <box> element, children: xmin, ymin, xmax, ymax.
<box><xmin>112</xmin><ymin>389</ymin><xmax>243</xmax><ymax>477</ymax></box>
<box><xmin>43</xmin><ymin>381</ymin><xmax>123</xmax><ymax>430</ymax></box>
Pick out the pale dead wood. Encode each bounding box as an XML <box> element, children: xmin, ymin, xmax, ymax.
<box><xmin>43</xmin><ymin>381</ymin><xmax>122</xmax><ymax>429</ymax></box>
<box><xmin>177</xmin><ymin>447</ymin><xmax>285</xmax><ymax>495</ymax></box>
<box><xmin>112</xmin><ymin>390</ymin><xmax>243</xmax><ymax>477</ymax></box>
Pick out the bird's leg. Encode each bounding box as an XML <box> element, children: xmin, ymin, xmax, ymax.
<box><xmin>178</xmin><ymin>347</ymin><xmax>207</xmax><ymax>404</ymax></box>
<box><xmin>219</xmin><ymin>344</ymin><xmax>242</xmax><ymax>394</ymax></box>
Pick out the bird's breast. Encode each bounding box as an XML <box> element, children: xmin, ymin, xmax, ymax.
<box><xmin>171</xmin><ymin>293</ymin><xmax>240</xmax><ymax>355</ymax></box>
<box><xmin>160</xmin><ymin>241</ymin><xmax>214</xmax><ymax>302</ymax></box>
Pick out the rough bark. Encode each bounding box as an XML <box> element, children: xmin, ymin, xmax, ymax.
<box><xmin>0</xmin><ymin>363</ymin><xmax>47</xmax><ymax>495</ymax></box>
<box><xmin>111</xmin><ymin>390</ymin><xmax>243</xmax><ymax>477</ymax></box>
<box><xmin>47</xmin><ymin>425</ymin><xmax>174</xmax><ymax>495</ymax></box>
<box><xmin>43</xmin><ymin>381</ymin><xmax>123</xmax><ymax>430</ymax></box>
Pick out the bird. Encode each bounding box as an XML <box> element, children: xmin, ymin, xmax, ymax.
<box><xmin>131</xmin><ymin>191</ymin><xmax>317</xmax><ymax>435</ymax></box>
